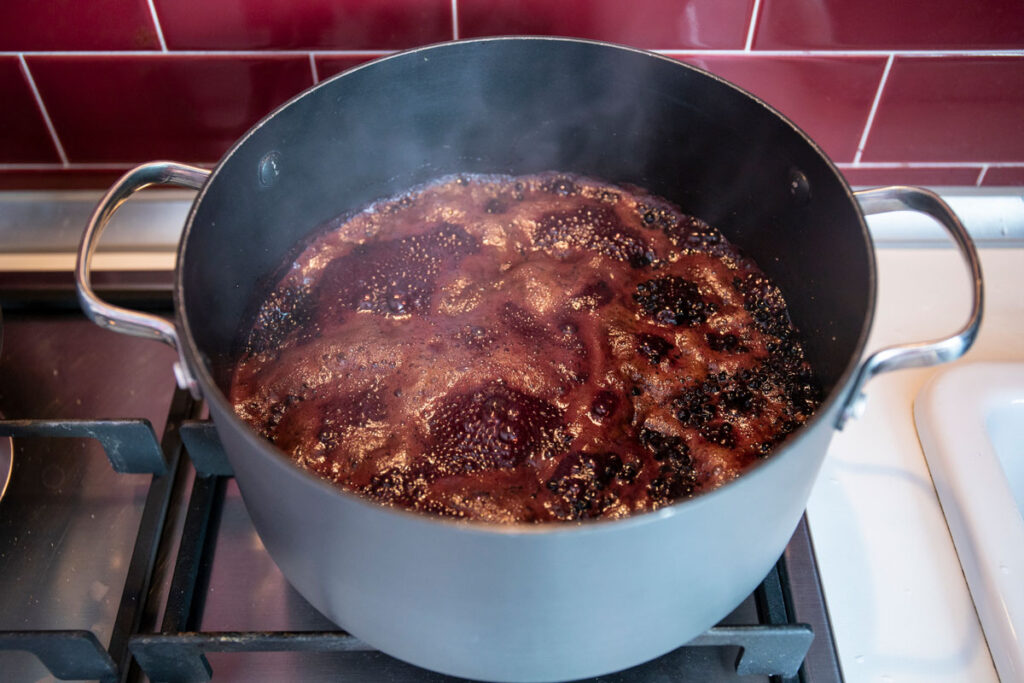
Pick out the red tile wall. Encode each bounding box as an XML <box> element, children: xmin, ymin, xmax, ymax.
<box><xmin>676</xmin><ymin>55</ymin><xmax>887</xmax><ymax>162</ymax></box>
<box><xmin>458</xmin><ymin>0</ymin><xmax>754</xmax><ymax>49</ymax></box>
<box><xmin>1</xmin><ymin>0</ymin><xmax>1022</xmax><ymax>188</ymax></box>
<box><xmin>28</xmin><ymin>55</ymin><xmax>313</xmax><ymax>162</ymax></box>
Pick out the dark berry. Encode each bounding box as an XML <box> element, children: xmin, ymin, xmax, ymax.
<box><xmin>590</xmin><ymin>390</ymin><xmax>619</xmax><ymax>419</ymax></box>
<box><xmin>706</xmin><ymin>332</ymin><xmax>743</xmax><ymax>353</ymax></box>
<box><xmin>595</xmin><ymin>453</ymin><xmax>623</xmax><ymax>489</ymax></box>
<box><xmin>721</xmin><ymin>385</ymin><xmax>758</xmax><ymax>416</ymax></box>
<box><xmin>628</xmin><ymin>250</ymin><xmax>655</xmax><ymax>268</ymax></box>
<box><xmin>634</xmin><ymin>276</ymin><xmax>714</xmax><ymax>327</ymax></box>
<box><xmin>544</xmin><ymin>451</ymin><xmax>626</xmax><ymax>520</ymax></box>
<box><xmin>639</xmin><ymin>428</ymin><xmax>691</xmax><ymax>466</ymax></box>
<box><xmin>673</xmin><ymin>388</ymin><xmax>716</xmax><ymax>427</ymax></box>
<box><xmin>700</xmin><ymin>422</ymin><xmax>736</xmax><ymax>449</ymax></box>
<box><xmin>637</xmin><ymin>334</ymin><xmax>673</xmax><ymax>364</ymax></box>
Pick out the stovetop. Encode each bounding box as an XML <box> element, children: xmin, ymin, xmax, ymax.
<box><xmin>0</xmin><ymin>280</ymin><xmax>842</xmax><ymax>683</ymax></box>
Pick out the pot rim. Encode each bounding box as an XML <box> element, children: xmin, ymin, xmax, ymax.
<box><xmin>174</xmin><ymin>35</ymin><xmax>877</xmax><ymax>536</ymax></box>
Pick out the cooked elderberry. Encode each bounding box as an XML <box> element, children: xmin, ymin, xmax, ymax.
<box><xmin>634</xmin><ymin>276</ymin><xmax>713</xmax><ymax>327</ymax></box>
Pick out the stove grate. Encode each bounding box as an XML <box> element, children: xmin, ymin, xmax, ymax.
<box><xmin>0</xmin><ymin>389</ymin><xmax>200</xmax><ymax>683</ymax></box>
<box><xmin>0</xmin><ymin>388</ymin><xmax>835</xmax><ymax>683</ymax></box>
<box><xmin>125</xmin><ymin>422</ymin><xmax>819</xmax><ymax>683</ymax></box>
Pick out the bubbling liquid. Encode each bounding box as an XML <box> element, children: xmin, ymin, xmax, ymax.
<box><xmin>229</xmin><ymin>173</ymin><xmax>821</xmax><ymax>523</ymax></box>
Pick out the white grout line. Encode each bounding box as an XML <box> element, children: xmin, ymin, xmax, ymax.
<box><xmin>853</xmin><ymin>53</ymin><xmax>894</xmax><ymax>165</ymax></box>
<box><xmin>976</xmin><ymin>165</ymin><xmax>990</xmax><ymax>186</ymax></box>
<box><xmin>145</xmin><ymin>0</ymin><xmax>168</xmax><ymax>52</ymax></box>
<box><xmin>0</xmin><ymin>162</ymin><xmax>214</xmax><ymax>170</ymax></box>
<box><xmin>298</xmin><ymin>50</ymin><xmax>394</xmax><ymax>57</ymax></box>
<box><xmin>0</xmin><ymin>48</ymin><xmax>1021</xmax><ymax>58</ymax></box>
<box><xmin>0</xmin><ymin>163</ymin><xmax>121</xmax><ymax>170</ymax></box>
<box><xmin>0</xmin><ymin>50</ymin><xmax>397</xmax><ymax>58</ymax></box>
<box><xmin>1</xmin><ymin>161</ymin><xmax>1020</xmax><ymax>173</ymax></box>
<box><xmin>308</xmin><ymin>53</ymin><xmax>319</xmax><ymax>84</ymax></box>
<box><xmin>451</xmin><ymin>0</ymin><xmax>459</xmax><ymax>40</ymax></box>
<box><xmin>659</xmin><ymin>48</ymin><xmax>1024</xmax><ymax>58</ymax></box>
<box><xmin>17</xmin><ymin>55</ymin><xmax>70</xmax><ymax>166</ymax></box>
<box><xmin>743</xmin><ymin>0</ymin><xmax>763</xmax><ymax>51</ymax></box>
<box><xmin>835</xmin><ymin>161</ymin><xmax>1024</xmax><ymax>169</ymax></box>
<box><xmin>3</xmin><ymin>38</ymin><xmax>1024</xmax><ymax>178</ymax></box>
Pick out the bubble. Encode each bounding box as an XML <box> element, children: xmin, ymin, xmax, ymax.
<box><xmin>315</xmin><ymin>222</ymin><xmax>479</xmax><ymax>319</ymax></box>
<box><xmin>637</xmin><ymin>334</ymin><xmax>673</xmax><ymax>364</ymax></box>
<box><xmin>387</xmin><ymin>292</ymin><xmax>408</xmax><ymax>314</ymax></box>
<box><xmin>484</xmin><ymin>198</ymin><xmax>507</xmax><ymax>214</ymax></box>
<box><xmin>534</xmin><ymin>204</ymin><xmax>652</xmax><ymax>264</ymax></box>
<box><xmin>550</xmin><ymin>177</ymin><xmax>577</xmax><ymax>196</ymax></box>
<box><xmin>656</xmin><ymin>309</ymin><xmax>676</xmax><ymax>325</ymax></box>
<box><xmin>590</xmin><ymin>391</ymin><xmax>618</xmax><ymax>419</ymax></box>
<box><xmin>427</xmin><ymin>382</ymin><xmax>566</xmax><ymax>472</ymax></box>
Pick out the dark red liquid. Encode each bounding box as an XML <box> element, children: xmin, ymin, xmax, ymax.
<box><xmin>229</xmin><ymin>173</ymin><xmax>819</xmax><ymax>523</ymax></box>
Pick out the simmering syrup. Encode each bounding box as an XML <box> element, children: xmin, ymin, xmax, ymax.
<box><xmin>230</xmin><ymin>173</ymin><xmax>820</xmax><ymax>522</ymax></box>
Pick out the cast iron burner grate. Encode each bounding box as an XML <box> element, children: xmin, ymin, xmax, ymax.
<box><xmin>0</xmin><ymin>390</ymin><xmax>201</xmax><ymax>682</ymax></box>
<box><xmin>0</xmin><ymin>283</ymin><xmax>842</xmax><ymax>682</ymax></box>
<box><xmin>0</xmin><ymin>411</ymin><xmax>841</xmax><ymax>683</ymax></box>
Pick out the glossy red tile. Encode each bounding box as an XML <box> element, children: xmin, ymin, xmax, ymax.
<box><xmin>754</xmin><ymin>0</ymin><xmax>1024</xmax><ymax>50</ymax></box>
<box><xmin>0</xmin><ymin>57</ymin><xmax>61</xmax><ymax>164</ymax></box>
<box><xmin>863</xmin><ymin>57</ymin><xmax>1024</xmax><ymax>163</ymax></box>
<box><xmin>981</xmin><ymin>167</ymin><xmax>1024</xmax><ymax>186</ymax></box>
<box><xmin>677</xmin><ymin>56</ymin><xmax>886</xmax><ymax>163</ymax></box>
<box><xmin>459</xmin><ymin>0</ymin><xmax>753</xmax><ymax>49</ymax></box>
<box><xmin>840</xmin><ymin>166</ymin><xmax>981</xmax><ymax>187</ymax></box>
<box><xmin>0</xmin><ymin>0</ymin><xmax>159</xmax><ymax>51</ymax></box>
<box><xmin>314</xmin><ymin>55</ymin><xmax>380</xmax><ymax>82</ymax></box>
<box><xmin>26</xmin><ymin>56</ymin><xmax>313</xmax><ymax>163</ymax></box>
<box><xmin>153</xmin><ymin>0</ymin><xmax>452</xmax><ymax>50</ymax></box>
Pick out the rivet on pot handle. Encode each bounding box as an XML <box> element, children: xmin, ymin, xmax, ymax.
<box><xmin>76</xmin><ymin>161</ymin><xmax>211</xmax><ymax>398</ymax></box>
<box><xmin>838</xmin><ymin>186</ymin><xmax>984</xmax><ymax>429</ymax></box>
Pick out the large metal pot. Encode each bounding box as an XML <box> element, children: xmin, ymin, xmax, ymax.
<box><xmin>75</xmin><ymin>38</ymin><xmax>982</xmax><ymax>681</ymax></box>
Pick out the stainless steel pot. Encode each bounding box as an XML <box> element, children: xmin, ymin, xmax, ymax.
<box><xmin>75</xmin><ymin>38</ymin><xmax>983</xmax><ymax>682</ymax></box>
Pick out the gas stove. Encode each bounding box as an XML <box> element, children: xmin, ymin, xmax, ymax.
<box><xmin>0</xmin><ymin>187</ymin><xmax>1020</xmax><ymax>683</ymax></box>
<box><xmin>0</xmin><ymin>277</ymin><xmax>841</xmax><ymax>682</ymax></box>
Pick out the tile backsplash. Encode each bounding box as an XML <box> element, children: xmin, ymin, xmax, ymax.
<box><xmin>1</xmin><ymin>0</ymin><xmax>1021</xmax><ymax>188</ymax></box>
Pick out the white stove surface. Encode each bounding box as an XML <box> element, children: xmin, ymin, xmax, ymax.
<box><xmin>807</xmin><ymin>245</ymin><xmax>1024</xmax><ymax>683</ymax></box>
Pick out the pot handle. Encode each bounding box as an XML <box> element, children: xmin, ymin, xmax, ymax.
<box><xmin>838</xmin><ymin>186</ymin><xmax>984</xmax><ymax>429</ymax></box>
<box><xmin>76</xmin><ymin>161</ymin><xmax>211</xmax><ymax>398</ymax></box>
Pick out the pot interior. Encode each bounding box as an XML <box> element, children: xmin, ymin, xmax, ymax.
<box><xmin>179</xmin><ymin>37</ymin><xmax>873</xmax><ymax>410</ymax></box>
